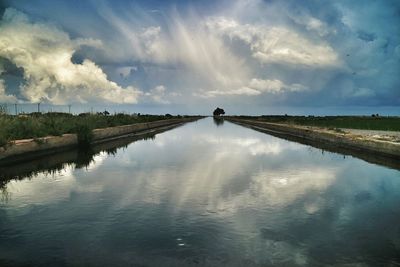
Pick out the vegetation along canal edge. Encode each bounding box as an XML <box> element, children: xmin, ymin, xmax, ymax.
<box><xmin>0</xmin><ymin>117</ymin><xmax>202</xmax><ymax>166</ymax></box>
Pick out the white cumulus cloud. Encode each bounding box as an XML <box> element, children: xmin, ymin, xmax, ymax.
<box><xmin>0</xmin><ymin>8</ymin><xmax>141</xmax><ymax>104</ymax></box>
<box><xmin>206</xmin><ymin>17</ymin><xmax>339</xmax><ymax>67</ymax></box>
<box><xmin>145</xmin><ymin>85</ymin><xmax>170</xmax><ymax>104</ymax></box>
<box><xmin>196</xmin><ymin>78</ymin><xmax>307</xmax><ymax>98</ymax></box>
<box><xmin>246</xmin><ymin>78</ymin><xmax>307</xmax><ymax>93</ymax></box>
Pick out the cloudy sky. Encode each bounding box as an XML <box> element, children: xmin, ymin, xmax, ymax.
<box><xmin>0</xmin><ymin>0</ymin><xmax>399</xmax><ymax>115</ymax></box>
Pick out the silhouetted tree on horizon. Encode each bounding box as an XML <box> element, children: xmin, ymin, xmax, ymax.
<box><xmin>213</xmin><ymin>107</ymin><xmax>225</xmax><ymax>116</ymax></box>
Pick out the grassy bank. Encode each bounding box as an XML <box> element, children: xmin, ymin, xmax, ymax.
<box><xmin>233</xmin><ymin>115</ymin><xmax>400</xmax><ymax>131</ymax></box>
<box><xmin>0</xmin><ymin>112</ymin><xmax>185</xmax><ymax>147</ymax></box>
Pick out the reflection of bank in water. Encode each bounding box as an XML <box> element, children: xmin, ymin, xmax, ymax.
<box><xmin>213</xmin><ymin>116</ymin><xmax>224</xmax><ymax>126</ymax></box>
<box><xmin>227</xmin><ymin>117</ymin><xmax>400</xmax><ymax>171</ymax></box>
<box><xmin>0</xmin><ymin>118</ymin><xmax>201</xmax><ymax>166</ymax></box>
<box><xmin>0</xmin><ymin>123</ymin><xmax>182</xmax><ymax>189</ymax></box>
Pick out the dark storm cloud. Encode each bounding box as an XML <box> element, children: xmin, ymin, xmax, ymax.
<box><xmin>0</xmin><ymin>0</ymin><xmax>399</xmax><ymax>113</ymax></box>
<box><xmin>253</xmin><ymin>0</ymin><xmax>400</xmax><ymax>107</ymax></box>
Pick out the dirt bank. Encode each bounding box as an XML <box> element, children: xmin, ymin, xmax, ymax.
<box><xmin>226</xmin><ymin>117</ymin><xmax>400</xmax><ymax>163</ymax></box>
<box><xmin>0</xmin><ymin>117</ymin><xmax>199</xmax><ymax>165</ymax></box>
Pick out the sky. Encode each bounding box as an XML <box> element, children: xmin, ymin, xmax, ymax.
<box><xmin>0</xmin><ymin>0</ymin><xmax>399</xmax><ymax>115</ymax></box>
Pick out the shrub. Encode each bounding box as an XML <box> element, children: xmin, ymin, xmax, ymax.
<box><xmin>75</xmin><ymin>124</ymin><xmax>94</xmax><ymax>146</ymax></box>
<box><xmin>0</xmin><ymin>134</ymin><xmax>8</xmax><ymax>147</ymax></box>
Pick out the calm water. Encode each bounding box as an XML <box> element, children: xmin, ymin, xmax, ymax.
<box><xmin>0</xmin><ymin>118</ymin><xmax>399</xmax><ymax>267</ymax></box>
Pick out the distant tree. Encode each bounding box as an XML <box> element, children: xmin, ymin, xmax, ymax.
<box><xmin>213</xmin><ymin>107</ymin><xmax>225</xmax><ymax>116</ymax></box>
<box><xmin>165</xmin><ymin>113</ymin><xmax>173</xmax><ymax>118</ymax></box>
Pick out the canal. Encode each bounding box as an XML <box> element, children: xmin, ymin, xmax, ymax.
<box><xmin>0</xmin><ymin>118</ymin><xmax>399</xmax><ymax>266</ymax></box>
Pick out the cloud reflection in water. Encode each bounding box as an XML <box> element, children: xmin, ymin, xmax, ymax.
<box><xmin>1</xmin><ymin>118</ymin><xmax>399</xmax><ymax>266</ymax></box>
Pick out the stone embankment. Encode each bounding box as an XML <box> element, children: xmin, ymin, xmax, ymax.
<box><xmin>0</xmin><ymin>118</ymin><xmax>198</xmax><ymax>165</ymax></box>
<box><xmin>226</xmin><ymin>117</ymin><xmax>400</xmax><ymax>159</ymax></box>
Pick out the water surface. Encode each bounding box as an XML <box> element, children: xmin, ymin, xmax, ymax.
<box><xmin>1</xmin><ymin>118</ymin><xmax>399</xmax><ymax>266</ymax></box>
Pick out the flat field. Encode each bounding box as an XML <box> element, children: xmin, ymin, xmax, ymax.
<box><xmin>234</xmin><ymin>115</ymin><xmax>400</xmax><ymax>132</ymax></box>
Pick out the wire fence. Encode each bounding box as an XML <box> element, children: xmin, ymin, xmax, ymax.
<box><xmin>0</xmin><ymin>103</ymin><xmax>137</xmax><ymax>115</ymax></box>
<box><xmin>0</xmin><ymin>103</ymin><xmax>65</xmax><ymax>114</ymax></box>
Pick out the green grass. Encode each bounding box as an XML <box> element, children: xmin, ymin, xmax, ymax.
<box><xmin>0</xmin><ymin>112</ymin><xmax>183</xmax><ymax>147</ymax></box>
<box><xmin>235</xmin><ymin>115</ymin><xmax>400</xmax><ymax>131</ymax></box>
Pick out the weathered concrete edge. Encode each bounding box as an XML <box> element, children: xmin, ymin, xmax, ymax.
<box><xmin>226</xmin><ymin>118</ymin><xmax>400</xmax><ymax>159</ymax></box>
<box><xmin>0</xmin><ymin>118</ymin><xmax>199</xmax><ymax>165</ymax></box>
<box><xmin>0</xmin><ymin>122</ymin><xmax>189</xmax><ymax>181</ymax></box>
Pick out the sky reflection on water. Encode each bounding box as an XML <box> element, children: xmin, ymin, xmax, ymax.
<box><xmin>0</xmin><ymin>118</ymin><xmax>399</xmax><ymax>266</ymax></box>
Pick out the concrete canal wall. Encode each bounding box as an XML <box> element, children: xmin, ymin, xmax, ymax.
<box><xmin>0</xmin><ymin>118</ymin><xmax>198</xmax><ymax>165</ymax></box>
<box><xmin>226</xmin><ymin>117</ymin><xmax>400</xmax><ymax>159</ymax></box>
